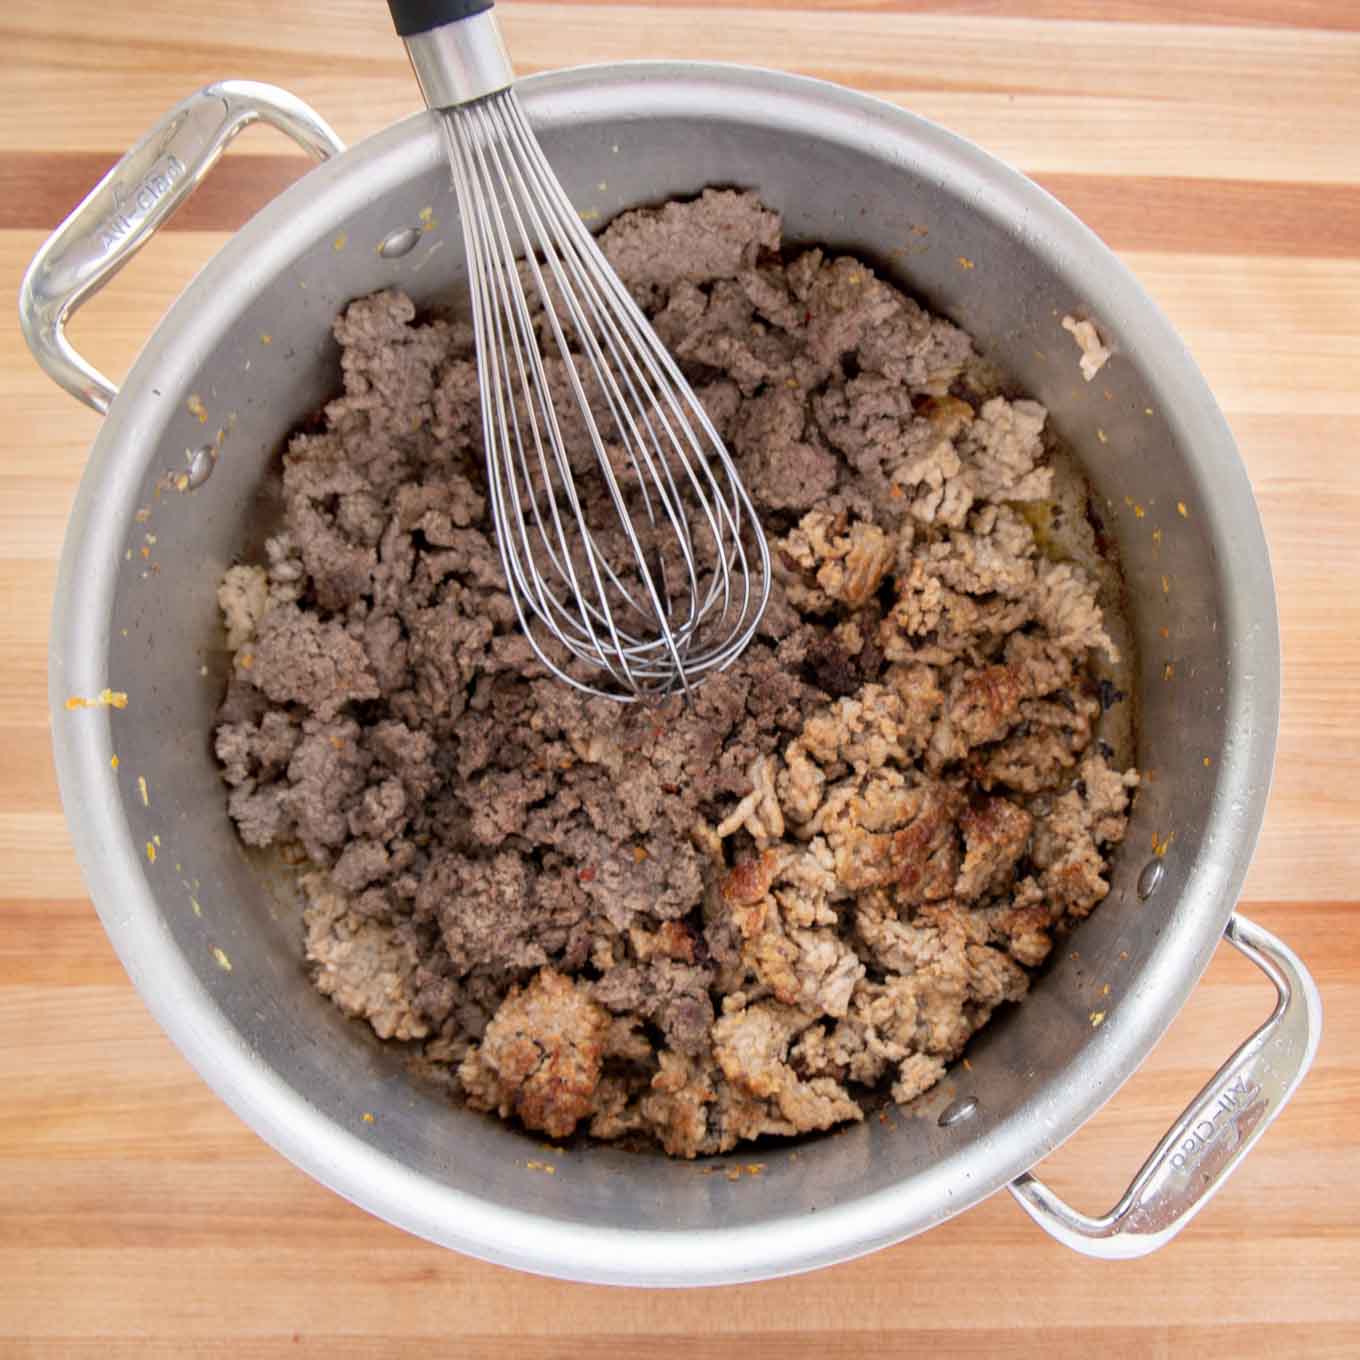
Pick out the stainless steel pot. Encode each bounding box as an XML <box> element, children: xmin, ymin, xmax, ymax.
<box><xmin>22</xmin><ymin>64</ymin><xmax>1320</xmax><ymax>1285</ymax></box>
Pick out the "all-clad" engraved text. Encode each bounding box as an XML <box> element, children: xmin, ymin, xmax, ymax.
<box><xmin>1169</xmin><ymin>1073</ymin><xmax>1262</xmax><ymax>1171</ymax></box>
<box><xmin>98</xmin><ymin>154</ymin><xmax>187</xmax><ymax>250</ymax></box>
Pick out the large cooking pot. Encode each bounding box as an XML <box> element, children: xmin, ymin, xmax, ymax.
<box><xmin>22</xmin><ymin>64</ymin><xmax>1320</xmax><ymax>1285</ymax></box>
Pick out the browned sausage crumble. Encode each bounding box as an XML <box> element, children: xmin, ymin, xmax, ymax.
<box><xmin>215</xmin><ymin>190</ymin><xmax>1138</xmax><ymax>1156</ymax></box>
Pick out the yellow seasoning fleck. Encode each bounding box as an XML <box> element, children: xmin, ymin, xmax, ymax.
<box><xmin>1101</xmin><ymin>983</ymin><xmax>1111</xmax><ymax>997</ymax></box>
<box><xmin>333</xmin><ymin>232</ymin><xmax>347</xmax><ymax>251</ymax></box>
<box><xmin>1159</xmin><ymin>626</ymin><xmax>1170</xmax><ymax>640</ymax></box>
<box><xmin>1163</xmin><ymin>662</ymin><xmax>1175</xmax><ymax>681</ymax></box>
<box><xmin>154</xmin><ymin>834</ymin><xmax>161</xmax><ymax>847</ymax></box>
<box><xmin>1161</xmin><ymin>574</ymin><xmax>1171</xmax><ymax>595</ymax></box>
<box><xmin>957</xmin><ymin>256</ymin><xmax>975</xmax><ymax>269</ymax></box>
<box><xmin>962</xmin><ymin>1057</ymin><xmax>973</xmax><ymax>1071</ymax></box>
<box><xmin>110</xmin><ymin>754</ymin><xmax>119</xmax><ymax>771</ymax></box>
<box><xmin>137</xmin><ymin>775</ymin><xmax>149</xmax><ymax>807</ymax></box>
<box><xmin>260</xmin><ymin>332</ymin><xmax>272</xmax><ymax>345</ymax></box>
<box><xmin>145</xmin><ymin>841</ymin><xmax>157</xmax><ymax>864</ymax></box>
<box><xmin>418</xmin><ymin>206</ymin><xmax>435</xmax><ymax>232</ymax></box>
<box><xmin>1144</xmin><ymin>407</ymin><xmax>1154</xmax><ymax>416</ymax></box>
<box><xmin>190</xmin><ymin>896</ymin><xmax>203</xmax><ymax>917</ymax></box>
<box><xmin>175</xmin><ymin>474</ymin><xmax>190</xmax><ymax>492</ymax></box>
<box><xmin>1176</xmin><ymin>501</ymin><xmax>1189</xmax><ymax>518</ymax></box>
<box><xmin>1133</xmin><ymin>503</ymin><xmax>1145</xmax><ymax>519</ymax></box>
<box><xmin>361</xmin><ymin>1112</ymin><xmax>375</xmax><ymax>1125</ymax></box>
<box><xmin>66</xmin><ymin>689</ymin><xmax>129</xmax><ymax>711</ymax></box>
<box><xmin>212</xmin><ymin>946</ymin><xmax>232</xmax><ymax>972</ymax></box>
<box><xmin>1151</xmin><ymin>830</ymin><xmax>1174</xmax><ymax>857</ymax></box>
<box><xmin>1090</xmin><ymin>1011</ymin><xmax>1106</xmax><ymax>1028</ymax></box>
<box><xmin>525</xmin><ymin>1160</ymin><xmax>556</xmax><ymax>1174</ymax></box>
<box><xmin>1097</xmin><ymin>428</ymin><xmax>1108</xmax><ymax>444</ymax></box>
<box><xmin>1152</xmin><ymin>527</ymin><xmax>1162</xmax><ymax>547</ymax></box>
<box><xmin>187</xmin><ymin>393</ymin><xmax>208</xmax><ymax>423</ymax></box>
<box><xmin>579</xmin><ymin>208</ymin><xmax>600</xmax><ymax>223</ymax></box>
<box><xmin>1203</xmin><ymin>756</ymin><xmax>1213</xmax><ymax>767</ymax></box>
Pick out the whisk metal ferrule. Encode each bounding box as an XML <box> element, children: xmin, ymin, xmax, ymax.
<box><xmin>392</xmin><ymin>0</ymin><xmax>514</xmax><ymax>111</ymax></box>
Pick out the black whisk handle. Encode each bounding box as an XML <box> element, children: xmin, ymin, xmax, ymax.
<box><xmin>388</xmin><ymin>0</ymin><xmax>494</xmax><ymax>38</ymax></box>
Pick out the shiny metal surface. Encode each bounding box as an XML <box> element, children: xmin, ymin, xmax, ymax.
<box><xmin>402</xmin><ymin>10</ymin><xmax>513</xmax><ymax>110</ymax></box>
<box><xmin>1010</xmin><ymin>913</ymin><xmax>1322</xmax><ymax>1258</ymax></box>
<box><xmin>444</xmin><ymin>89</ymin><xmax>770</xmax><ymax>699</ymax></box>
<box><xmin>36</xmin><ymin>63</ymin><xmax>1306</xmax><ymax>1284</ymax></box>
<box><xmin>18</xmin><ymin>81</ymin><xmax>344</xmax><ymax>413</ymax></box>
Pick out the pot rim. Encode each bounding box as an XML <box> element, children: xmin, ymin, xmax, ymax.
<box><xmin>48</xmin><ymin>59</ymin><xmax>1281</xmax><ymax>1286</ymax></box>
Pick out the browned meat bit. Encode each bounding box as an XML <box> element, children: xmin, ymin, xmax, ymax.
<box><xmin>242</xmin><ymin>605</ymin><xmax>379</xmax><ymax>721</ymax></box>
<box><xmin>956</xmin><ymin>797</ymin><xmax>1034</xmax><ymax>902</ymax></box>
<box><xmin>980</xmin><ymin>692</ymin><xmax>1099</xmax><ymax>794</ymax></box>
<box><xmin>459</xmin><ymin>969</ymin><xmax>611</xmax><ymax>1139</ymax></box>
<box><xmin>712</xmin><ymin>1000</ymin><xmax>862</xmax><ymax>1137</ymax></box>
<box><xmin>818</xmin><ymin>774</ymin><xmax>963</xmax><ymax>901</ymax></box>
<box><xmin>958</xmin><ymin>396</ymin><xmax>1052</xmax><ymax>503</ymax></box>
<box><xmin>1034</xmin><ymin>560</ymin><xmax>1120</xmax><ymax>663</ymax></box>
<box><xmin>637</xmin><ymin>1050</ymin><xmax>718</xmax><ymax>1158</ymax></box>
<box><xmin>328</xmin><ymin>290</ymin><xmax>457</xmax><ymax>441</ymax></box>
<box><xmin>1030</xmin><ymin>753</ymin><xmax>1140</xmax><ymax>916</ymax></box>
<box><xmin>976</xmin><ymin>876</ymin><xmax>1055</xmax><ymax>967</ymax></box>
<box><xmin>928</xmin><ymin>663</ymin><xmax>1027</xmax><ymax>769</ymax></box>
<box><xmin>853</xmin><ymin>901</ymin><xmax>1028</xmax><ymax>1059</ymax></box>
<box><xmin>777</xmin><ymin>511</ymin><xmax>896</xmax><ymax>611</ymax></box>
<box><xmin>592</xmin><ymin>959</ymin><xmax>716</xmax><ymax>1055</ymax></box>
<box><xmin>600</xmin><ymin>188</ymin><xmax>781</xmax><ymax>308</ymax></box>
<box><xmin>303</xmin><ymin>874</ymin><xmax>432</xmax><ymax>1042</ymax></box>
<box><xmin>724</xmin><ymin>844</ymin><xmax>864</xmax><ymax>1018</ymax></box>
<box><xmin>793</xmin><ymin>684</ymin><xmax>931</xmax><ymax>783</ymax></box>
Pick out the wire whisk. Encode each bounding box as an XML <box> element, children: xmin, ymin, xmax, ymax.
<box><xmin>390</xmin><ymin>0</ymin><xmax>770</xmax><ymax>702</ymax></box>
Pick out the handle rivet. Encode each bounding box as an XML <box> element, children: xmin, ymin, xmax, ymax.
<box><xmin>379</xmin><ymin>226</ymin><xmax>421</xmax><ymax>259</ymax></box>
<box><xmin>938</xmin><ymin>1096</ymin><xmax>979</xmax><ymax>1128</ymax></box>
<box><xmin>1137</xmin><ymin>859</ymin><xmax>1165</xmax><ymax>900</ymax></box>
<box><xmin>185</xmin><ymin>445</ymin><xmax>216</xmax><ymax>490</ymax></box>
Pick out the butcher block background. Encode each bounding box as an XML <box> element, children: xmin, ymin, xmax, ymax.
<box><xmin>2</xmin><ymin>2</ymin><xmax>1357</xmax><ymax>1354</ymax></box>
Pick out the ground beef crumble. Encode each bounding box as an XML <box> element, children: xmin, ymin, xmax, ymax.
<box><xmin>216</xmin><ymin>189</ymin><xmax>1138</xmax><ymax>1156</ymax></box>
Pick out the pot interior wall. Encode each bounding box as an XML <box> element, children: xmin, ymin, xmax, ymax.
<box><xmin>87</xmin><ymin>71</ymin><xmax>1265</xmax><ymax>1254</ymax></box>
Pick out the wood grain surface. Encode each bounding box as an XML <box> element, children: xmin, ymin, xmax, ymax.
<box><xmin>2</xmin><ymin>2</ymin><xmax>1357</xmax><ymax>1354</ymax></box>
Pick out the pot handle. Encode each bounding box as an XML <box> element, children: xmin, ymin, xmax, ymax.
<box><xmin>1009</xmin><ymin>912</ymin><xmax>1321</xmax><ymax>1259</ymax></box>
<box><xmin>18</xmin><ymin>80</ymin><xmax>345</xmax><ymax>415</ymax></box>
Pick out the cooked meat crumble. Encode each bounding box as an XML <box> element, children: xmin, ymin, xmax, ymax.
<box><xmin>216</xmin><ymin>190</ymin><xmax>1138</xmax><ymax>1156</ymax></box>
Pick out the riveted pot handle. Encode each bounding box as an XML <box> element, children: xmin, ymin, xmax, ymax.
<box><xmin>18</xmin><ymin>80</ymin><xmax>345</xmax><ymax>415</ymax></box>
<box><xmin>1009</xmin><ymin>913</ymin><xmax>1321</xmax><ymax>1259</ymax></box>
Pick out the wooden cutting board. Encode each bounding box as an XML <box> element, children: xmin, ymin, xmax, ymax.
<box><xmin>2</xmin><ymin>2</ymin><xmax>1357</xmax><ymax>1354</ymax></box>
